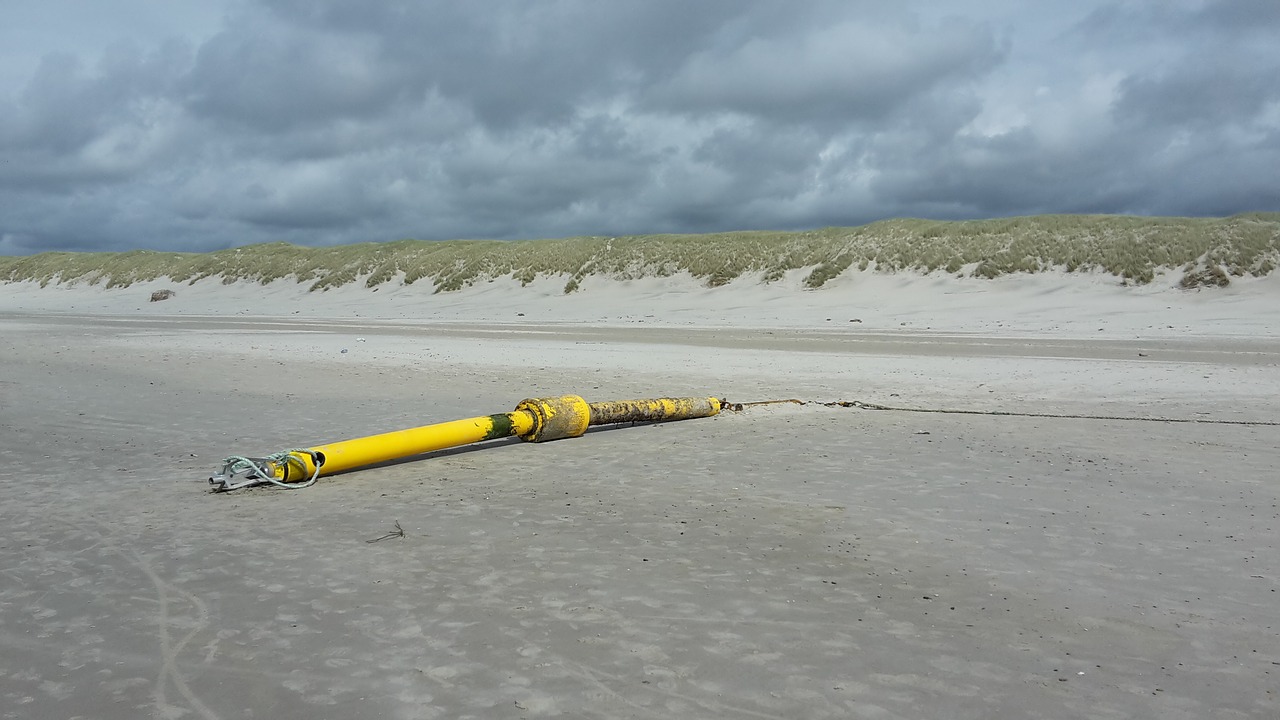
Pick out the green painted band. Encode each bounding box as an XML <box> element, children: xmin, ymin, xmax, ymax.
<box><xmin>482</xmin><ymin>413</ymin><xmax>517</xmax><ymax>441</ymax></box>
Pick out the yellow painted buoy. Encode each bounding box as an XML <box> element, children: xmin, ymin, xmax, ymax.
<box><xmin>209</xmin><ymin>395</ymin><xmax>720</xmax><ymax>491</ymax></box>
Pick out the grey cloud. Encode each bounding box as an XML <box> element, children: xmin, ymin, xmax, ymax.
<box><xmin>652</xmin><ymin>15</ymin><xmax>1003</xmax><ymax>126</ymax></box>
<box><xmin>871</xmin><ymin>127</ymin><xmax>1151</xmax><ymax>218</ymax></box>
<box><xmin>1156</xmin><ymin>0</ymin><xmax>1280</xmax><ymax>34</ymax></box>
<box><xmin>1082</xmin><ymin>0</ymin><xmax>1280</xmax><ymax>133</ymax></box>
<box><xmin>256</xmin><ymin>0</ymin><xmax>746</xmax><ymax>128</ymax></box>
<box><xmin>185</xmin><ymin>20</ymin><xmax>415</xmax><ymax>133</ymax></box>
<box><xmin>1191</xmin><ymin>0</ymin><xmax>1280</xmax><ymax>30</ymax></box>
<box><xmin>0</xmin><ymin>42</ymin><xmax>191</xmax><ymax>193</ymax></box>
<box><xmin>434</xmin><ymin>119</ymin><xmax>657</xmax><ymax>237</ymax></box>
<box><xmin>1114</xmin><ymin>60</ymin><xmax>1280</xmax><ymax>130</ymax></box>
<box><xmin>1</xmin><ymin>1</ymin><xmax>1278</xmax><ymax>254</ymax></box>
<box><xmin>861</xmin><ymin>0</ymin><xmax>1280</xmax><ymax>222</ymax></box>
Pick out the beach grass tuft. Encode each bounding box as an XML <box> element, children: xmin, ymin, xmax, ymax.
<box><xmin>2</xmin><ymin>214</ymin><xmax>1276</xmax><ymax>293</ymax></box>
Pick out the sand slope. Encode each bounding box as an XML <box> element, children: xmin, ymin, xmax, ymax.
<box><xmin>2</xmin><ymin>266</ymin><xmax>1278</xmax><ymax>338</ymax></box>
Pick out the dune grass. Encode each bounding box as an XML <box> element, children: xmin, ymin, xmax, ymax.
<box><xmin>2</xmin><ymin>214</ymin><xmax>1277</xmax><ymax>293</ymax></box>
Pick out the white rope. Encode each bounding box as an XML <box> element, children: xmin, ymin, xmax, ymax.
<box><xmin>218</xmin><ymin>449</ymin><xmax>323</xmax><ymax>490</ymax></box>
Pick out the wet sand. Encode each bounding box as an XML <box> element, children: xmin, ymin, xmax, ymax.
<box><xmin>1</xmin><ymin>313</ymin><xmax>1277</xmax><ymax>719</ymax></box>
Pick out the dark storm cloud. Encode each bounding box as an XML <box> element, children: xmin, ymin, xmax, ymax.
<box><xmin>1088</xmin><ymin>1</ymin><xmax>1280</xmax><ymax>131</ymax></box>
<box><xmin>258</xmin><ymin>0</ymin><xmax>750</xmax><ymax>128</ymax></box>
<box><xmin>0</xmin><ymin>0</ymin><xmax>1277</xmax><ymax>254</ymax></box>
<box><xmin>652</xmin><ymin>14</ymin><xmax>1002</xmax><ymax>126</ymax></box>
<box><xmin>0</xmin><ymin>42</ymin><xmax>191</xmax><ymax>192</ymax></box>
<box><xmin>866</xmin><ymin>0</ymin><xmax>1280</xmax><ymax>221</ymax></box>
<box><xmin>185</xmin><ymin>23</ymin><xmax>410</xmax><ymax>134</ymax></box>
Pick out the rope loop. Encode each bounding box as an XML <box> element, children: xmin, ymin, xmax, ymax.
<box><xmin>218</xmin><ymin>449</ymin><xmax>324</xmax><ymax>490</ymax></box>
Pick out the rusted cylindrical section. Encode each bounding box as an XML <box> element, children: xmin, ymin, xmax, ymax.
<box><xmin>587</xmin><ymin>397</ymin><xmax>721</xmax><ymax>426</ymax></box>
<box><xmin>514</xmin><ymin>395</ymin><xmax>592</xmax><ymax>443</ymax></box>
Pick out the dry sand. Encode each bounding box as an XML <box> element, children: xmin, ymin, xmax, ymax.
<box><xmin>1</xmin><ymin>273</ymin><xmax>1278</xmax><ymax>719</ymax></box>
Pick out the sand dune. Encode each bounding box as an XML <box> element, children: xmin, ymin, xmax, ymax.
<box><xmin>3</xmin><ymin>264</ymin><xmax>1278</xmax><ymax>337</ymax></box>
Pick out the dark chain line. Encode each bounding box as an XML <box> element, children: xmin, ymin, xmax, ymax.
<box><xmin>723</xmin><ymin>398</ymin><xmax>1280</xmax><ymax>427</ymax></box>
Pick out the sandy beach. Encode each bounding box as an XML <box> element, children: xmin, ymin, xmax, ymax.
<box><xmin>2</xmin><ymin>273</ymin><xmax>1278</xmax><ymax>718</ymax></box>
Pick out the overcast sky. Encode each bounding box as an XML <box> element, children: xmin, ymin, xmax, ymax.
<box><xmin>1</xmin><ymin>0</ymin><xmax>1278</xmax><ymax>254</ymax></box>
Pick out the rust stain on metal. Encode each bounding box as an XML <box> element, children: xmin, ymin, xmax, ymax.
<box><xmin>587</xmin><ymin>397</ymin><xmax>720</xmax><ymax>426</ymax></box>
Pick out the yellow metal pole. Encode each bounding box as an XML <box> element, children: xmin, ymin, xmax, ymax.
<box><xmin>209</xmin><ymin>395</ymin><xmax>721</xmax><ymax>491</ymax></box>
<box><xmin>275</xmin><ymin>412</ymin><xmax>536</xmax><ymax>481</ymax></box>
